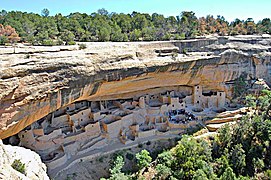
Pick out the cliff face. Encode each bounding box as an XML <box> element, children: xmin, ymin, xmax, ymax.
<box><xmin>0</xmin><ymin>140</ymin><xmax>49</xmax><ymax>180</ymax></box>
<box><xmin>0</xmin><ymin>36</ymin><xmax>271</xmax><ymax>139</ymax></box>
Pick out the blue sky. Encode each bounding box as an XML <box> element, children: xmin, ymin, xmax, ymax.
<box><xmin>1</xmin><ymin>0</ymin><xmax>270</xmax><ymax>22</ymax></box>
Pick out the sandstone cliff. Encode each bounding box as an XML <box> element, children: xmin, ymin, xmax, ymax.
<box><xmin>0</xmin><ymin>140</ymin><xmax>49</xmax><ymax>179</ymax></box>
<box><xmin>0</xmin><ymin>36</ymin><xmax>270</xmax><ymax>139</ymax></box>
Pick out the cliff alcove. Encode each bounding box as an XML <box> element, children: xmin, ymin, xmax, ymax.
<box><xmin>1</xmin><ymin>35</ymin><xmax>271</xmax><ymax>178</ymax></box>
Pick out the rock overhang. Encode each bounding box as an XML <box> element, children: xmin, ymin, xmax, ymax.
<box><xmin>0</xmin><ymin>36</ymin><xmax>271</xmax><ymax>139</ymax></box>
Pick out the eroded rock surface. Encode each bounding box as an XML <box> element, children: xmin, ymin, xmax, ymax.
<box><xmin>0</xmin><ymin>36</ymin><xmax>271</xmax><ymax>140</ymax></box>
<box><xmin>0</xmin><ymin>140</ymin><xmax>49</xmax><ymax>180</ymax></box>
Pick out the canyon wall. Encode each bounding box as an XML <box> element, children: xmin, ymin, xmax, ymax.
<box><xmin>0</xmin><ymin>36</ymin><xmax>271</xmax><ymax>139</ymax></box>
<box><xmin>0</xmin><ymin>140</ymin><xmax>49</xmax><ymax>179</ymax></box>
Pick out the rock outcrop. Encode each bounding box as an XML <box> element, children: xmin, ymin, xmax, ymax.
<box><xmin>0</xmin><ymin>36</ymin><xmax>271</xmax><ymax>139</ymax></box>
<box><xmin>0</xmin><ymin>140</ymin><xmax>49</xmax><ymax>180</ymax></box>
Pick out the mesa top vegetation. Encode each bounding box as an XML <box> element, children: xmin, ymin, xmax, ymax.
<box><xmin>0</xmin><ymin>8</ymin><xmax>271</xmax><ymax>45</ymax></box>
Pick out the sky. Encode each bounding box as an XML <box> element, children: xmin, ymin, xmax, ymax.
<box><xmin>1</xmin><ymin>0</ymin><xmax>270</xmax><ymax>22</ymax></box>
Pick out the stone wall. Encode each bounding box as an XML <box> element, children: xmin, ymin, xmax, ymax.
<box><xmin>18</xmin><ymin>130</ymin><xmax>36</xmax><ymax>148</ymax></box>
<box><xmin>138</xmin><ymin>129</ymin><xmax>156</xmax><ymax>138</ymax></box>
<box><xmin>51</xmin><ymin>114</ymin><xmax>69</xmax><ymax>128</ymax></box>
<box><xmin>173</xmin><ymin>38</ymin><xmax>218</xmax><ymax>52</ymax></box>
<box><xmin>85</xmin><ymin>121</ymin><xmax>101</xmax><ymax>136</ymax></box>
<box><xmin>104</xmin><ymin>120</ymin><xmax>122</xmax><ymax>138</ymax></box>
<box><xmin>121</xmin><ymin>114</ymin><xmax>135</xmax><ymax>128</ymax></box>
<box><xmin>69</xmin><ymin>108</ymin><xmax>92</xmax><ymax>127</ymax></box>
<box><xmin>46</xmin><ymin>153</ymin><xmax>68</xmax><ymax>170</ymax></box>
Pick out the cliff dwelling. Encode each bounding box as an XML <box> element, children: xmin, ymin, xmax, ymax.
<box><xmin>6</xmin><ymin>84</ymin><xmax>229</xmax><ymax>171</ymax></box>
<box><xmin>1</xmin><ymin>35</ymin><xmax>271</xmax><ymax>179</ymax></box>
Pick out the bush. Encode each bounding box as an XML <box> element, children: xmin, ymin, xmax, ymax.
<box><xmin>68</xmin><ymin>41</ymin><xmax>76</xmax><ymax>45</ymax></box>
<box><xmin>182</xmin><ymin>48</ymin><xmax>188</xmax><ymax>55</ymax></box>
<box><xmin>123</xmin><ymin>34</ymin><xmax>129</xmax><ymax>42</ymax></box>
<box><xmin>0</xmin><ymin>35</ymin><xmax>8</xmax><ymax>45</ymax></box>
<box><xmin>11</xmin><ymin>159</ymin><xmax>26</xmax><ymax>175</ymax></box>
<box><xmin>156</xmin><ymin>164</ymin><xmax>171</xmax><ymax>179</ymax></box>
<box><xmin>186</xmin><ymin>124</ymin><xmax>202</xmax><ymax>135</ymax></box>
<box><xmin>265</xmin><ymin>170</ymin><xmax>271</xmax><ymax>178</ymax></box>
<box><xmin>174</xmin><ymin>33</ymin><xmax>185</xmax><ymax>40</ymax></box>
<box><xmin>111</xmin><ymin>151</ymin><xmax>125</xmax><ymax>162</ymax></box>
<box><xmin>24</xmin><ymin>54</ymin><xmax>30</xmax><ymax>59</ymax></box>
<box><xmin>79</xmin><ymin>43</ymin><xmax>87</xmax><ymax>50</ymax></box>
<box><xmin>233</xmin><ymin>74</ymin><xmax>247</xmax><ymax>98</ymax></box>
<box><xmin>98</xmin><ymin>156</ymin><xmax>104</xmax><ymax>162</ymax></box>
<box><xmin>136</xmin><ymin>150</ymin><xmax>152</xmax><ymax>169</ymax></box>
<box><xmin>126</xmin><ymin>153</ymin><xmax>134</xmax><ymax>161</ymax></box>
<box><xmin>174</xmin><ymin>137</ymin><xmax>181</xmax><ymax>143</ymax></box>
<box><xmin>146</xmin><ymin>141</ymin><xmax>151</xmax><ymax>146</ymax></box>
<box><xmin>42</xmin><ymin>39</ymin><xmax>55</xmax><ymax>46</ymax></box>
<box><xmin>138</xmin><ymin>143</ymin><xmax>143</xmax><ymax>148</ymax></box>
<box><xmin>56</xmin><ymin>39</ymin><xmax>64</xmax><ymax>45</ymax></box>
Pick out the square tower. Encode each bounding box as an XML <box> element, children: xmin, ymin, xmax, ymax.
<box><xmin>217</xmin><ymin>91</ymin><xmax>226</xmax><ymax>108</ymax></box>
<box><xmin>193</xmin><ymin>85</ymin><xmax>202</xmax><ymax>107</ymax></box>
<box><xmin>139</xmin><ymin>97</ymin><xmax>146</xmax><ymax>108</ymax></box>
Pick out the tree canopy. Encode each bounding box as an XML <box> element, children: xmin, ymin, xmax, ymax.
<box><xmin>0</xmin><ymin>9</ymin><xmax>270</xmax><ymax>45</ymax></box>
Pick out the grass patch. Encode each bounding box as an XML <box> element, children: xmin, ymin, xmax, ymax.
<box><xmin>11</xmin><ymin>159</ymin><xmax>26</xmax><ymax>175</ymax></box>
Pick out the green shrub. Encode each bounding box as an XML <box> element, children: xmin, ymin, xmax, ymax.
<box><xmin>174</xmin><ymin>137</ymin><xmax>181</xmax><ymax>143</ymax></box>
<box><xmin>79</xmin><ymin>43</ymin><xmax>87</xmax><ymax>50</ymax></box>
<box><xmin>25</xmin><ymin>54</ymin><xmax>30</xmax><ymax>59</ymax></box>
<box><xmin>265</xmin><ymin>170</ymin><xmax>271</xmax><ymax>178</ymax></box>
<box><xmin>136</xmin><ymin>150</ymin><xmax>152</xmax><ymax>169</ymax></box>
<box><xmin>42</xmin><ymin>39</ymin><xmax>55</xmax><ymax>46</ymax></box>
<box><xmin>233</xmin><ymin>74</ymin><xmax>247</xmax><ymax>98</ymax></box>
<box><xmin>0</xmin><ymin>36</ymin><xmax>8</xmax><ymax>45</ymax></box>
<box><xmin>174</xmin><ymin>33</ymin><xmax>185</xmax><ymax>40</ymax></box>
<box><xmin>11</xmin><ymin>159</ymin><xmax>26</xmax><ymax>175</ymax></box>
<box><xmin>98</xmin><ymin>156</ymin><xmax>104</xmax><ymax>162</ymax></box>
<box><xmin>126</xmin><ymin>152</ymin><xmax>134</xmax><ymax>160</ymax></box>
<box><xmin>186</xmin><ymin>124</ymin><xmax>202</xmax><ymax>135</ymax></box>
<box><xmin>146</xmin><ymin>141</ymin><xmax>151</xmax><ymax>146</ymax></box>
<box><xmin>182</xmin><ymin>48</ymin><xmax>187</xmax><ymax>55</ymax></box>
<box><xmin>56</xmin><ymin>39</ymin><xmax>64</xmax><ymax>45</ymax></box>
<box><xmin>68</xmin><ymin>41</ymin><xmax>76</xmax><ymax>45</ymax></box>
<box><xmin>155</xmin><ymin>164</ymin><xmax>171</xmax><ymax>179</ymax></box>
